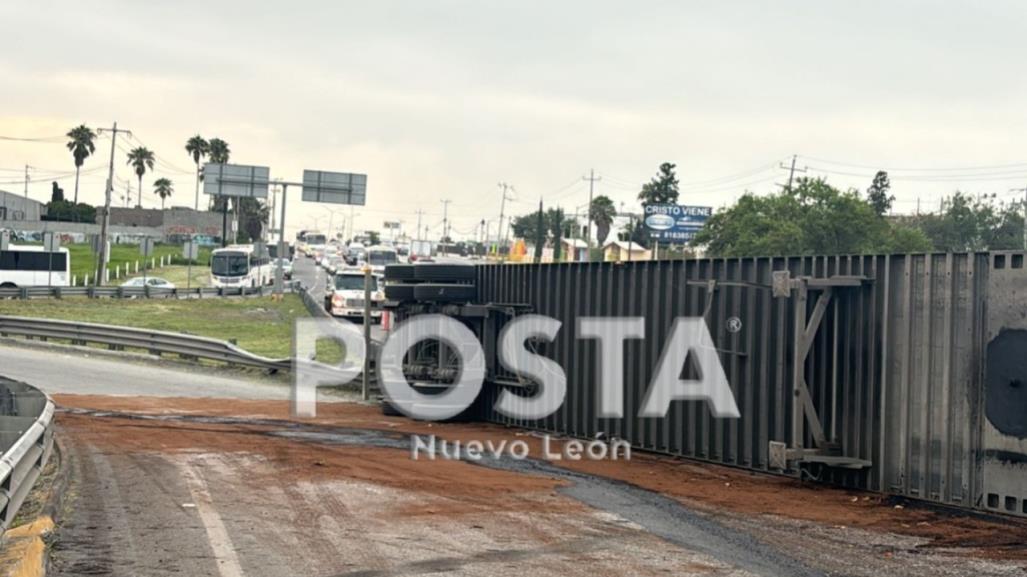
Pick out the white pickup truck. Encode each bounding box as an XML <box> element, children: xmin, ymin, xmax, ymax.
<box><xmin>323</xmin><ymin>268</ymin><xmax>384</xmax><ymax>321</ymax></box>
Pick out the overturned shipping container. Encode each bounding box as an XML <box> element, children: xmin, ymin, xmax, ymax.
<box><xmin>470</xmin><ymin>252</ymin><xmax>1026</xmax><ymax>517</ymax></box>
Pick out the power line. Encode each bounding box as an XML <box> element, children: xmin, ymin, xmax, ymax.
<box><xmin>798</xmin><ymin>155</ymin><xmax>1027</xmax><ymax>173</ymax></box>
<box><xmin>0</xmin><ymin>134</ymin><xmax>64</xmax><ymax>143</ymax></box>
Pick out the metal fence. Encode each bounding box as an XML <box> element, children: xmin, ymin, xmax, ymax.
<box><xmin>472</xmin><ymin>252</ymin><xmax>1027</xmax><ymax>518</ymax></box>
<box><xmin>0</xmin><ymin>285</ymin><xmax>283</xmax><ymax>300</ymax></box>
<box><xmin>0</xmin><ymin>316</ymin><xmax>291</xmax><ymax>372</ymax></box>
<box><xmin>0</xmin><ymin>377</ymin><xmax>55</xmax><ymax>535</ymax></box>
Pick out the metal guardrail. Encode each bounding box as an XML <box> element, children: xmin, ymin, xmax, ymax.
<box><xmin>297</xmin><ymin>285</ymin><xmax>331</xmax><ymax>319</ymax></box>
<box><xmin>0</xmin><ymin>377</ymin><xmax>54</xmax><ymax>535</ymax></box>
<box><xmin>0</xmin><ymin>285</ymin><xmax>286</xmax><ymax>300</ymax></box>
<box><xmin>0</xmin><ymin>316</ymin><xmax>291</xmax><ymax>372</ymax></box>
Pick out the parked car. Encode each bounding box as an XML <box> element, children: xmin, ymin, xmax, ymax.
<box><xmin>120</xmin><ymin>277</ymin><xmax>176</xmax><ymax>289</ymax></box>
<box><xmin>323</xmin><ymin>269</ymin><xmax>384</xmax><ymax>321</ymax></box>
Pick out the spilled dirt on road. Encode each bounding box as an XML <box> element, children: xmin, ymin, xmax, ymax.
<box><xmin>55</xmin><ymin>394</ymin><xmax>1027</xmax><ymax>571</ymax></box>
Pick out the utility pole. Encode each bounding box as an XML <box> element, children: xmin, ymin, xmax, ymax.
<box><xmin>95</xmin><ymin>122</ymin><xmax>131</xmax><ymax>286</ymax></box>
<box><xmin>582</xmin><ymin>169</ymin><xmax>601</xmax><ymax>261</ymax></box>
<box><xmin>348</xmin><ymin>205</ymin><xmax>355</xmax><ymax>242</ymax></box>
<box><xmin>496</xmin><ymin>182</ymin><xmax>514</xmax><ymax>254</ymax></box>
<box><xmin>440</xmin><ymin>199</ymin><xmax>452</xmax><ymax>253</ymax></box>
<box><xmin>414</xmin><ymin>209</ymin><xmax>425</xmax><ymax>242</ymax></box>
<box><xmin>1010</xmin><ymin>185</ymin><xmax>1027</xmax><ymax>250</ymax></box>
<box><xmin>23</xmin><ymin>165</ymin><xmax>30</xmax><ymax>199</ymax></box>
<box><xmin>779</xmin><ymin>154</ymin><xmax>807</xmax><ymax>191</ymax></box>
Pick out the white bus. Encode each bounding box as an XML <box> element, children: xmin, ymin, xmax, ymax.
<box><xmin>210</xmin><ymin>245</ymin><xmax>273</xmax><ymax>288</ymax></box>
<box><xmin>0</xmin><ymin>245</ymin><xmax>71</xmax><ymax>288</ymax></box>
<box><xmin>366</xmin><ymin>245</ymin><xmax>399</xmax><ymax>274</ymax></box>
<box><xmin>301</xmin><ymin>232</ymin><xmax>327</xmax><ymax>256</ymax></box>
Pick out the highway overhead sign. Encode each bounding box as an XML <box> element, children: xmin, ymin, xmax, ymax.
<box><xmin>301</xmin><ymin>170</ymin><xmax>366</xmax><ymax>205</ymax></box>
<box><xmin>203</xmin><ymin>163</ymin><xmax>271</xmax><ymax>199</ymax></box>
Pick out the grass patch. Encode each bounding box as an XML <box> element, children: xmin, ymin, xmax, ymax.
<box><xmin>62</xmin><ymin>243</ymin><xmax>213</xmax><ymax>285</ymax></box>
<box><xmin>0</xmin><ymin>295</ymin><xmax>304</xmax><ymax>359</ymax></box>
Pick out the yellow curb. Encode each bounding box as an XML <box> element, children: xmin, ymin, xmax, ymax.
<box><xmin>0</xmin><ymin>516</ymin><xmax>53</xmax><ymax>577</ymax></box>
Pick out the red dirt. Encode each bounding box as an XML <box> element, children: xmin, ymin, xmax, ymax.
<box><xmin>55</xmin><ymin>394</ymin><xmax>1027</xmax><ymax>560</ymax></box>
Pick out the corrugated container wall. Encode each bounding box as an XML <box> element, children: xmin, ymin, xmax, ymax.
<box><xmin>474</xmin><ymin>253</ymin><xmax>1026</xmax><ymax>517</ymax></box>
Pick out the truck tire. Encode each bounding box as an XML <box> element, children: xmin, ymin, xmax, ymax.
<box><xmin>384</xmin><ymin>284</ymin><xmax>417</xmax><ymax>301</ymax></box>
<box><xmin>413</xmin><ymin>264</ymin><xmax>475</xmax><ymax>282</ymax></box>
<box><xmin>384</xmin><ymin>265</ymin><xmax>417</xmax><ymax>281</ymax></box>
<box><xmin>412</xmin><ymin>283</ymin><xmax>477</xmax><ymax>303</ymax></box>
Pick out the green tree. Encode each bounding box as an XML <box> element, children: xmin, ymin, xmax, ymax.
<box><xmin>617</xmin><ymin>216</ymin><xmax>650</xmax><ymax>248</ymax></box>
<box><xmin>208</xmin><ymin>138</ymin><xmax>230</xmax><ymax>164</ymax></box>
<box><xmin>915</xmin><ymin>192</ymin><xmax>1021</xmax><ymax>251</ymax></box>
<box><xmin>638</xmin><ymin>162</ymin><xmax>679</xmax><ymax>205</ymax></box>
<box><xmin>511</xmin><ymin>212</ymin><xmax>545</xmax><ymax>243</ymax></box>
<box><xmin>548</xmin><ymin>207</ymin><xmax>577</xmax><ymax>260</ymax></box>
<box><xmin>589</xmin><ymin>195</ymin><xmax>617</xmax><ymax>246</ymax></box>
<box><xmin>65</xmin><ymin>124</ymin><xmax>97</xmax><ymax>204</ymax></box>
<box><xmin>153</xmin><ymin>177</ymin><xmax>174</xmax><ymax>210</ymax></box>
<box><xmin>866</xmin><ymin>170</ymin><xmax>893</xmax><ymax>216</ymax></box>
<box><xmin>126</xmin><ymin>147</ymin><xmax>155</xmax><ymax>208</ymax></box>
<box><xmin>693</xmin><ymin>177</ymin><xmax>930</xmax><ymax>256</ymax></box>
<box><xmin>185</xmin><ymin>135</ymin><xmax>208</xmax><ymax>210</ymax></box>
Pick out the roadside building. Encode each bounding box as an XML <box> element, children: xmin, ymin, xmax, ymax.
<box><xmin>559</xmin><ymin>238</ymin><xmax>590</xmax><ymax>262</ymax></box>
<box><xmin>602</xmin><ymin>240</ymin><xmax>651</xmax><ymax>262</ymax></box>
<box><xmin>99</xmin><ymin>206</ymin><xmax>224</xmax><ymax>242</ymax></box>
<box><xmin>0</xmin><ymin>189</ymin><xmax>45</xmax><ymax>222</ymax></box>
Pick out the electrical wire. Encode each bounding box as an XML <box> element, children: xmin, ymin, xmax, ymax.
<box><xmin>798</xmin><ymin>155</ymin><xmax>1027</xmax><ymax>173</ymax></box>
<box><xmin>0</xmin><ymin>134</ymin><xmax>64</xmax><ymax>143</ymax></box>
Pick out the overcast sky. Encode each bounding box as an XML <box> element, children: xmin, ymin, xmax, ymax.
<box><xmin>3</xmin><ymin>0</ymin><xmax>1027</xmax><ymax>239</ymax></box>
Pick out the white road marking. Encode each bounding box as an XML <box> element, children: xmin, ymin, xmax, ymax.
<box><xmin>176</xmin><ymin>459</ymin><xmax>246</xmax><ymax>577</ymax></box>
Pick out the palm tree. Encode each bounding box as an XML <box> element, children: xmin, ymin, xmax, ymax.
<box><xmin>153</xmin><ymin>178</ymin><xmax>174</xmax><ymax>210</ymax></box>
<box><xmin>126</xmin><ymin>147</ymin><xmax>155</xmax><ymax>208</ymax></box>
<box><xmin>206</xmin><ymin>138</ymin><xmax>231</xmax><ymax>212</ymax></box>
<box><xmin>184</xmin><ymin>135</ymin><xmax>208</xmax><ymax>210</ymax></box>
<box><xmin>65</xmin><ymin>125</ymin><xmax>97</xmax><ymax>204</ymax></box>
<box><xmin>208</xmin><ymin>138</ymin><xmax>230</xmax><ymax>164</ymax></box>
<box><xmin>589</xmin><ymin>195</ymin><xmax>617</xmax><ymax>246</ymax></box>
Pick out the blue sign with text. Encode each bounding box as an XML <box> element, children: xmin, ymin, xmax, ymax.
<box><xmin>643</xmin><ymin>204</ymin><xmax>712</xmax><ymax>242</ymax></box>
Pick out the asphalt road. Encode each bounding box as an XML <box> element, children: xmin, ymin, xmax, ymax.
<box><xmin>0</xmin><ymin>343</ymin><xmax>294</xmax><ymax>399</ymax></box>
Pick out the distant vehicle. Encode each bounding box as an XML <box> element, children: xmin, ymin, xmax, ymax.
<box><xmin>274</xmin><ymin>258</ymin><xmax>293</xmax><ymax>280</ymax></box>
<box><xmin>365</xmin><ymin>245</ymin><xmax>399</xmax><ymax>274</ymax></box>
<box><xmin>268</xmin><ymin>242</ymin><xmax>294</xmax><ymax>261</ymax></box>
<box><xmin>210</xmin><ymin>245</ymin><xmax>272</xmax><ymax>288</ymax></box>
<box><xmin>409</xmin><ymin>239</ymin><xmax>432</xmax><ymax>259</ymax></box>
<box><xmin>121</xmin><ymin>277</ymin><xmax>175</xmax><ymax>289</ymax></box>
<box><xmin>324</xmin><ymin>255</ymin><xmax>346</xmax><ymax>274</ymax></box>
<box><xmin>345</xmin><ymin>243</ymin><xmax>366</xmax><ymax>266</ymax></box>
<box><xmin>395</xmin><ymin>243</ymin><xmax>410</xmax><ymax>257</ymax></box>
<box><xmin>324</xmin><ymin>270</ymin><xmax>383</xmax><ymax>321</ymax></box>
<box><xmin>302</xmin><ymin>232</ymin><xmax>327</xmax><ymax>256</ymax></box>
<box><xmin>0</xmin><ymin>244</ymin><xmax>70</xmax><ymax>288</ymax></box>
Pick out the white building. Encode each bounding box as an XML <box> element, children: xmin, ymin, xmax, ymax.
<box><xmin>0</xmin><ymin>189</ymin><xmax>45</xmax><ymax>223</ymax></box>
